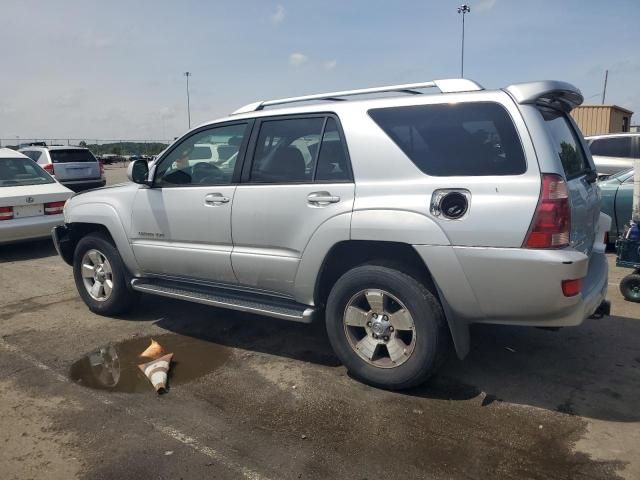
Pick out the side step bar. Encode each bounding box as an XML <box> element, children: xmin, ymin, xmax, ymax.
<box><xmin>130</xmin><ymin>278</ymin><xmax>316</xmax><ymax>323</ymax></box>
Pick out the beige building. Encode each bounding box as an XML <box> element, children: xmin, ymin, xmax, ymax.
<box><xmin>571</xmin><ymin>105</ymin><xmax>633</xmax><ymax>136</ymax></box>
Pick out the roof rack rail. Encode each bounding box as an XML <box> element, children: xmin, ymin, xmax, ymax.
<box><xmin>232</xmin><ymin>78</ymin><xmax>483</xmax><ymax>114</ymax></box>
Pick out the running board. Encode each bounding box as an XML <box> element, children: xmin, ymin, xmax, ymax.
<box><xmin>130</xmin><ymin>278</ymin><xmax>315</xmax><ymax>323</ymax></box>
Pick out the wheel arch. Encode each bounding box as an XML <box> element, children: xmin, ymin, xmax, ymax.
<box><xmin>314</xmin><ymin>240</ymin><xmax>470</xmax><ymax>359</ymax></box>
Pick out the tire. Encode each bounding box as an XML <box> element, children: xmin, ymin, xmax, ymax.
<box><xmin>73</xmin><ymin>232</ymin><xmax>139</xmax><ymax>315</ymax></box>
<box><xmin>620</xmin><ymin>274</ymin><xmax>640</xmax><ymax>303</ymax></box>
<box><xmin>325</xmin><ymin>264</ymin><xmax>449</xmax><ymax>390</ymax></box>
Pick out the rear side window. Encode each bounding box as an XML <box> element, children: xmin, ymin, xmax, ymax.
<box><xmin>22</xmin><ymin>150</ymin><xmax>42</xmax><ymax>162</ymax></box>
<box><xmin>49</xmin><ymin>149</ymin><xmax>97</xmax><ymax>163</ymax></box>
<box><xmin>249</xmin><ymin>116</ymin><xmax>351</xmax><ymax>183</ymax></box>
<box><xmin>590</xmin><ymin>137</ymin><xmax>636</xmax><ymax>158</ymax></box>
<box><xmin>368</xmin><ymin>102</ymin><xmax>526</xmax><ymax>176</ymax></box>
<box><xmin>541</xmin><ymin>110</ymin><xmax>590</xmax><ymax>179</ymax></box>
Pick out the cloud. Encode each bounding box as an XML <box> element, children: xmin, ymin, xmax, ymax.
<box><xmin>271</xmin><ymin>4</ymin><xmax>285</xmax><ymax>24</ymax></box>
<box><xmin>323</xmin><ymin>60</ymin><xmax>337</xmax><ymax>71</ymax></box>
<box><xmin>474</xmin><ymin>0</ymin><xmax>496</xmax><ymax>12</ymax></box>
<box><xmin>289</xmin><ymin>53</ymin><xmax>308</xmax><ymax>66</ymax></box>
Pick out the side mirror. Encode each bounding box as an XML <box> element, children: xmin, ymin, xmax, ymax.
<box><xmin>127</xmin><ymin>159</ymin><xmax>150</xmax><ymax>185</ymax></box>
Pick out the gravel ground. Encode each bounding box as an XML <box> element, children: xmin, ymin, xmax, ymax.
<box><xmin>0</xmin><ymin>165</ymin><xmax>638</xmax><ymax>479</ymax></box>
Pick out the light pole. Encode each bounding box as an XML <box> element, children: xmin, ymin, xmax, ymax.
<box><xmin>184</xmin><ymin>71</ymin><xmax>192</xmax><ymax>129</ymax></box>
<box><xmin>457</xmin><ymin>4</ymin><xmax>471</xmax><ymax>78</ymax></box>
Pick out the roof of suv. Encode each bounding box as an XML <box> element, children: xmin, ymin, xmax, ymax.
<box><xmin>191</xmin><ymin>79</ymin><xmax>584</xmax><ymax>131</ymax></box>
<box><xmin>585</xmin><ymin>133</ymin><xmax>640</xmax><ymax>140</ymax></box>
<box><xmin>20</xmin><ymin>145</ymin><xmax>89</xmax><ymax>151</ymax></box>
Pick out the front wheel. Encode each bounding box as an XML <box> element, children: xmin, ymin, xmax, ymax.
<box><xmin>73</xmin><ymin>232</ymin><xmax>139</xmax><ymax>315</ymax></box>
<box><xmin>325</xmin><ymin>265</ymin><xmax>449</xmax><ymax>390</ymax></box>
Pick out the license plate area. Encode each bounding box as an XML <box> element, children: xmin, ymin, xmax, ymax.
<box><xmin>14</xmin><ymin>204</ymin><xmax>44</xmax><ymax>218</ymax></box>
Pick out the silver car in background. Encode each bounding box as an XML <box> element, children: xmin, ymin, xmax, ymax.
<box><xmin>20</xmin><ymin>145</ymin><xmax>106</xmax><ymax>191</ymax></box>
<box><xmin>585</xmin><ymin>132</ymin><xmax>640</xmax><ymax>178</ymax></box>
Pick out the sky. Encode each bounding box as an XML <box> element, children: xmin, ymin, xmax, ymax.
<box><xmin>0</xmin><ymin>0</ymin><xmax>639</xmax><ymax>142</ymax></box>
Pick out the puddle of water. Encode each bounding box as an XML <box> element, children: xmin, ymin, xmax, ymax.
<box><xmin>69</xmin><ymin>334</ymin><xmax>232</xmax><ymax>393</ymax></box>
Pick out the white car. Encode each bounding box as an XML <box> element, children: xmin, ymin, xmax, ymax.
<box><xmin>0</xmin><ymin>148</ymin><xmax>73</xmax><ymax>244</ymax></box>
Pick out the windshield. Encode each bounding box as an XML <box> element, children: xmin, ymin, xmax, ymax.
<box><xmin>0</xmin><ymin>158</ymin><xmax>55</xmax><ymax>187</ymax></box>
<box><xmin>49</xmin><ymin>149</ymin><xmax>97</xmax><ymax>163</ymax></box>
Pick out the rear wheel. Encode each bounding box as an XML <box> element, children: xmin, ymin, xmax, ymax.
<box><xmin>73</xmin><ymin>233</ymin><xmax>139</xmax><ymax>315</ymax></box>
<box><xmin>620</xmin><ymin>274</ymin><xmax>640</xmax><ymax>303</ymax></box>
<box><xmin>325</xmin><ymin>264</ymin><xmax>448</xmax><ymax>390</ymax></box>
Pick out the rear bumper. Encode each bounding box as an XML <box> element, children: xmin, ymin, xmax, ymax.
<box><xmin>414</xmin><ymin>245</ymin><xmax>608</xmax><ymax>328</ymax></box>
<box><xmin>0</xmin><ymin>215</ymin><xmax>65</xmax><ymax>245</ymax></box>
<box><xmin>60</xmin><ymin>178</ymin><xmax>106</xmax><ymax>191</ymax></box>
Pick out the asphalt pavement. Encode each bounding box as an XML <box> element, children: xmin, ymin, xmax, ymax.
<box><xmin>0</xmin><ymin>165</ymin><xmax>638</xmax><ymax>479</ymax></box>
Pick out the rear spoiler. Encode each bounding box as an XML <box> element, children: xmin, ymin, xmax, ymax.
<box><xmin>504</xmin><ymin>81</ymin><xmax>583</xmax><ymax>113</ymax></box>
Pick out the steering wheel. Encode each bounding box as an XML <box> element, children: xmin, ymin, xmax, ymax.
<box><xmin>192</xmin><ymin>162</ymin><xmax>224</xmax><ymax>184</ymax></box>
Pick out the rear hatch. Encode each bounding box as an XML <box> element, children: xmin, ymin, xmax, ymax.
<box><xmin>49</xmin><ymin>149</ymin><xmax>101</xmax><ymax>182</ymax></box>
<box><xmin>541</xmin><ymin>109</ymin><xmax>600</xmax><ymax>255</ymax></box>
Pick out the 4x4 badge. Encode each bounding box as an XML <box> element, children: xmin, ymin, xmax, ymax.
<box><xmin>26</xmin><ymin>197</ymin><xmax>34</xmax><ymax>204</ymax></box>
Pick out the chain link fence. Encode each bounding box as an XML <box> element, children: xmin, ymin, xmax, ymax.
<box><xmin>0</xmin><ymin>138</ymin><xmax>170</xmax><ymax>159</ymax></box>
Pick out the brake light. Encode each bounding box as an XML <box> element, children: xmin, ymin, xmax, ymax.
<box><xmin>44</xmin><ymin>201</ymin><xmax>66</xmax><ymax>215</ymax></box>
<box><xmin>524</xmin><ymin>174</ymin><xmax>570</xmax><ymax>248</ymax></box>
<box><xmin>43</xmin><ymin>163</ymin><xmax>55</xmax><ymax>175</ymax></box>
<box><xmin>99</xmin><ymin>160</ymin><xmax>105</xmax><ymax>176</ymax></box>
<box><xmin>562</xmin><ymin>278</ymin><xmax>582</xmax><ymax>297</ymax></box>
<box><xmin>0</xmin><ymin>206</ymin><xmax>13</xmax><ymax>221</ymax></box>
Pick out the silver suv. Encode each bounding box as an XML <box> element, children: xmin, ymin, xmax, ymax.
<box><xmin>20</xmin><ymin>145</ymin><xmax>105</xmax><ymax>191</ymax></box>
<box><xmin>52</xmin><ymin>79</ymin><xmax>610</xmax><ymax>389</ymax></box>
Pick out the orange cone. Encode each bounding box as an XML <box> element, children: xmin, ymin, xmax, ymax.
<box><xmin>139</xmin><ymin>339</ymin><xmax>166</xmax><ymax>359</ymax></box>
<box><xmin>138</xmin><ymin>353</ymin><xmax>173</xmax><ymax>393</ymax></box>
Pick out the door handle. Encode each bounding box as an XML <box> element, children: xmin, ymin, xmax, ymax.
<box><xmin>204</xmin><ymin>193</ymin><xmax>230</xmax><ymax>205</ymax></box>
<box><xmin>307</xmin><ymin>191</ymin><xmax>340</xmax><ymax>205</ymax></box>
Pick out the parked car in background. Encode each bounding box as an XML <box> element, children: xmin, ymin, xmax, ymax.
<box><xmin>599</xmin><ymin>168</ymin><xmax>635</xmax><ymax>244</ymax></box>
<box><xmin>585</xmin><ymin>133</ymin><xmax>640</xmax><ymax>179</ymax></box>
<box><xmin>0</xmin><ymin>148</ymin><xmax>73</xmax><ymax>244</ymax></box>
<box><xmin>53</xmin><ymin>79</ymin><xmax>610</xmax><ymax>390</ymax></box>
<box><xmin>19</xmin><ymin>146</ymin><xmax>106</xmax><ymax>192</ymax></box>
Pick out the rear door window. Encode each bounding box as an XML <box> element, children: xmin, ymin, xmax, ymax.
<box><xmin>589</xmin><ymin>137</ymin><xmax>635</xmax><ymax>158</ymax></box>
<box><xmin>541</xmin><ymin>110</ymin><xmax>590</xmax><ymax>179</ymax></box>
<box><xmin>368</xmin><ymin>102</ymin><xmax>526</xmax><ymax>176</ymax></box>
<box><xmin>49</xmin><ymin>149</ymin><xmax>97</xmax><ymax>163</ymax></box>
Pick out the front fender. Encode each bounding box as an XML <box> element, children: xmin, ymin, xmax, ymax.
<box><xmin>66</xmin><ymin>203</ymin><xmax>140</xmax><ymax>275</ymax></box>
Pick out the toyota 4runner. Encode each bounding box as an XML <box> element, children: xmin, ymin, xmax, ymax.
<box><xmin>53</xmin><ymin>79</ymin><xmax>611</xmax><ymax>389</ymax></box>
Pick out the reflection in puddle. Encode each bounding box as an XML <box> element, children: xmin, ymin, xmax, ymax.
<box><xmin>70</xmin><ymin>334</ymin><xmax>232</xmax><ymax>393</ymax></box>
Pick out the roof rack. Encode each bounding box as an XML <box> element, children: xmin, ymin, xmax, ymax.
<box><xmin>232</xmin><ymin>78</ymin><xmax>483</xmax><ymax>114</ymax></box>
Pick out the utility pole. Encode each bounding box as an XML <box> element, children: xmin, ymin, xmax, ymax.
<box><xmin>457</xmin><ymin>4</ymin><xmax>471</xmax><ymax>78</ymax></box>
<box><xmin>184</xmin><ymin>72</ymin><xmax>192</xmax><ymax>129</ymax></box>
<box><xmin>601</xmin><ymin>69</ymin><xmax>608</xmax><ymax>105</ymax></box>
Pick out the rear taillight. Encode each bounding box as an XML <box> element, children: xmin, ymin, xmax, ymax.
<box><xmin>0</xmin><ymin>206</ymin><xmax>13</xmax><ymax>221</ymax></box>
<box><xmin>99</xmin><ymin>160</ymin><xmax>105</xmax><ymax>176</ymax></box>
<box><xmin>562</xmin><ymin>278</ymin><xmax>582</xmax><ymax>297</ymax></box>
<box><xmin>43</xmin><ymin>163</ymin><xmax>55</xmax><ymax>175</ymax></box>
<box><xmin>524</xmin><ymin>174</ymin><xmax>570</xmax><ymax>249</ymax></box>
<box><xmin>44</xmin><ymin>201</ymin><xmax>66</xmax><ymax>215</ymax></box>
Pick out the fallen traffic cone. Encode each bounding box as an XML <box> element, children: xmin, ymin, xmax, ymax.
<box><xmin>139</xmin><ymin>339</ymin><xmax>166</xmax><ymax>360</ymax></box>
<box><xmin>138</xmin><ymin>353</ymin><xmax>173</xmax><ymax>393</ymax></box>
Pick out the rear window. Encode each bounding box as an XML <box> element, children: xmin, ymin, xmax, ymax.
<box><xmin>590</xmin><ymin>137</ymin><xmax>636</xmax><ymax>158</ymax></box>
<box><xmin>541</xmin><ymin>110</ymin><xmax>590</xmax><ymax>179</ymax></box>
<box><xmin>49</xmin><ymin>149</ymin><xmax>97</xmax><ymax>163</ymax></box>
<box><xmin>368</xmin><ymin>102</ymin><xmax>526</xmax><ymax>176</ymax></box>
<box><xmin>0</xmin><ymin>158</ymin><xmax>55</xmax><ymax>187</ymax></box>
